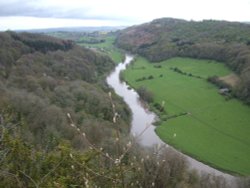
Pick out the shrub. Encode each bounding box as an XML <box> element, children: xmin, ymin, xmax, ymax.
<box><xmin>148</xmin><ymin>75</ymin><xmax>154</xmax><ymax>80</ymax></box>
<box><xmin>137</xmin><ymin>86</ymin><xmax>154</xmax><ymax>103</ymax></box>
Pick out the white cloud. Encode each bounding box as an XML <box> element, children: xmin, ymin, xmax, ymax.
<box><xmin>0</xmin><ymin>16</ymin><xmax>134</xmax><ymax>31</ymax></box>
<box><xmin>0</xmin><ymin>0</ymin><xmax>249</xmax><ymax>30</ymax></box>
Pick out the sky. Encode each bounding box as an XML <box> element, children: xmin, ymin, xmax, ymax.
<box><xmin>0</xmin><ymin>0</ymin><xmax>250</xmax><ymax>30</ymax></box>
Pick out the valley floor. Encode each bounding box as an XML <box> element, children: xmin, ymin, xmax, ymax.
<box><xmin>123</xmin><ymin>56</ymin><xmax>250</xmax><ymax>176</ymax></box>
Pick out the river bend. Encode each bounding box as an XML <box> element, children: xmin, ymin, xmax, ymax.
<box><xmin>106</xmin><ymin>54</ymin><xmax>235</xmax><ymax>180</ymax></box>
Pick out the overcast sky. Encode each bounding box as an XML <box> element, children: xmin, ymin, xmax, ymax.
<box><xmin>0</xmin><ymin>0</ymin><xmax>250</xmax><ymax>30</ymax></box>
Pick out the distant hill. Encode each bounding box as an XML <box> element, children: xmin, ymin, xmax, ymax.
<box><xmin>16</xmin><ymin>26</ymin><xmax>127</xmax><ymax>33</ymax></box>
<box><xmin>116</xmin><ymin>18</ymin><xmax>250</xmax><ymax>104</ymax></box>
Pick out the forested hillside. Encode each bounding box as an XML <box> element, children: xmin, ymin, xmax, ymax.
<box><xmin>0</xmin><ymin>31</ymin><xmax>131</xmax><ymax>149</ymax></box>
<box><xmin>116</xmin><ymin>18</ymin><xmax>250</xmax><ymax>104</ymax></box>
<box><xmin>0</xmin><ymin>31</ymin><xmax>131</xmax><ymax>187</ymax></box>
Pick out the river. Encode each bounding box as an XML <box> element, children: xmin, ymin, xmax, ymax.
<box><xmin>106</xmin><ymin>54</ymin><xmax>235</xmax><ymax>181</ymax></box>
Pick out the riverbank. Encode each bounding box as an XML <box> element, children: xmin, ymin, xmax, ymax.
<box><xmin>122</xmin><ymin>55</ymin><xmax>250</xmax><ymax>176</ymax></box>
<box><xmin>107</xmin><ymin>55</ymin><xmax>164</xmax><ymax>147</ymax></box>
<box><xmin>107</xmin><ymin>54</ymin><xmax>241</xmax><ymax>182</ymax></box>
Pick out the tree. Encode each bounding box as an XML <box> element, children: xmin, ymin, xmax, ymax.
<box><xmin>137</xmin><ymin>86</ymin><xmax>154</xmax><ymax>103</ymax></box>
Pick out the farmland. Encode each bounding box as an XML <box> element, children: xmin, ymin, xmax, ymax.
<box><xmin>123</xmin><ymin>56</ymin><xmax>250</xmax><ymax>175</ymax></box>
<box><xmin>48</xmin><ymin>32</ymin><xmax>124</xmax><ymax>63</ymax></box>
<box><xmin>78</xmin><ymin>35</ymin><xmax>124</xmax><ymax>63</ymax></box>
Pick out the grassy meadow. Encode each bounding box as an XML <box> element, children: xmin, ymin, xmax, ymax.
<box><xmin>123</xmin><ymin>57</ymin><xmax>250</xmax><ymax>175</ymax></box>
<box><xmin>78</xmin><ymin>35</ymin><xmax>124</xmax><ymax>63</ymax></box>
<box><xmin>48</xmin><ymin>32</ymin><xmax>124</xmax><ymax>63</ymax></box>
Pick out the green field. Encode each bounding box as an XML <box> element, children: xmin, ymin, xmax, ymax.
<box><xmin>78</xmin><ymin>35</ymin><xmax>124</xmax><ymax>63</ymax></box>
<box><xmin>48</xmin><ymin>32</ymin><xmax>124</xmax><ymax>63</ymax></box>
<box><xmin>123</xmin><ymin>57</ymin><xmax>250</xmax><ymax>175</ymax></box>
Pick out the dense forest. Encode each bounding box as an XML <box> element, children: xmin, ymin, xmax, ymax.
<box><xmin>0</xmin><ymin>31</ymin><xmax>130</xmax><ymax>187</ymax></box>
<box><xmin>1</xmin><ymin>31</ymin><xmax>249</xmax><ymax>187</ymax></box>
<box><xmin>116</xmin><ymin>18</ymin><xmax>250</xmax><ymax>104</ymax></box>
<box><xmin>0</xmin><ymin>31</ymin><xmax>131</xmax><ymax>148</ymax></box>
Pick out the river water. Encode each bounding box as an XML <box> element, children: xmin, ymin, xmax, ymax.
<box><xmin>106</xmin><ymin>54</ymin><xmax>235</xmax><ymax>181</ymax></box>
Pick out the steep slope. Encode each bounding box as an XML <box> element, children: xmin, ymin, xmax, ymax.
<box><xmin>0</xmin><ymin>31</ymin><xmax>130</xmax><ymax>149</ymax></box>
<box><xmin>116</xmin><ymin>18</ymin><xmax>250</xmax><ymax>103</ymax></box>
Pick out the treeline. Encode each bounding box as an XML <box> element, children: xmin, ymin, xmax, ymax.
<box><xmin>0</xmin><ymin>31</ymin><xmax>71</xmax><ymax>78</ymax></box>
<box><xmin>11</xmin><ymin>32</ymin><xmax>74</xmax><ymax>52</ymax></box>
<box><xmin>116</xmin><ymin>18</ymin><xmax>250</xmax><ymax>104</ymax></box>
<box><xmin>79</xmin><ymin>38</ymin><xmax>105</xmax><ymax>44</ymax></box>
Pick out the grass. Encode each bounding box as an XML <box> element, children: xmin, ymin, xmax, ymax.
<box><xmin>123</xmin><ymin>56</ymin><xmax>250</xmax><ymax>175</ymax></box>
<box><xmin>78</xmin><ymin>35</ymin><xmax>124</xmax><ymax>63</ymax></box>
<box><xmin>48</xmin><ymin>32</ymin><xmax>124</xmax><ymax>63</ymax></box>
